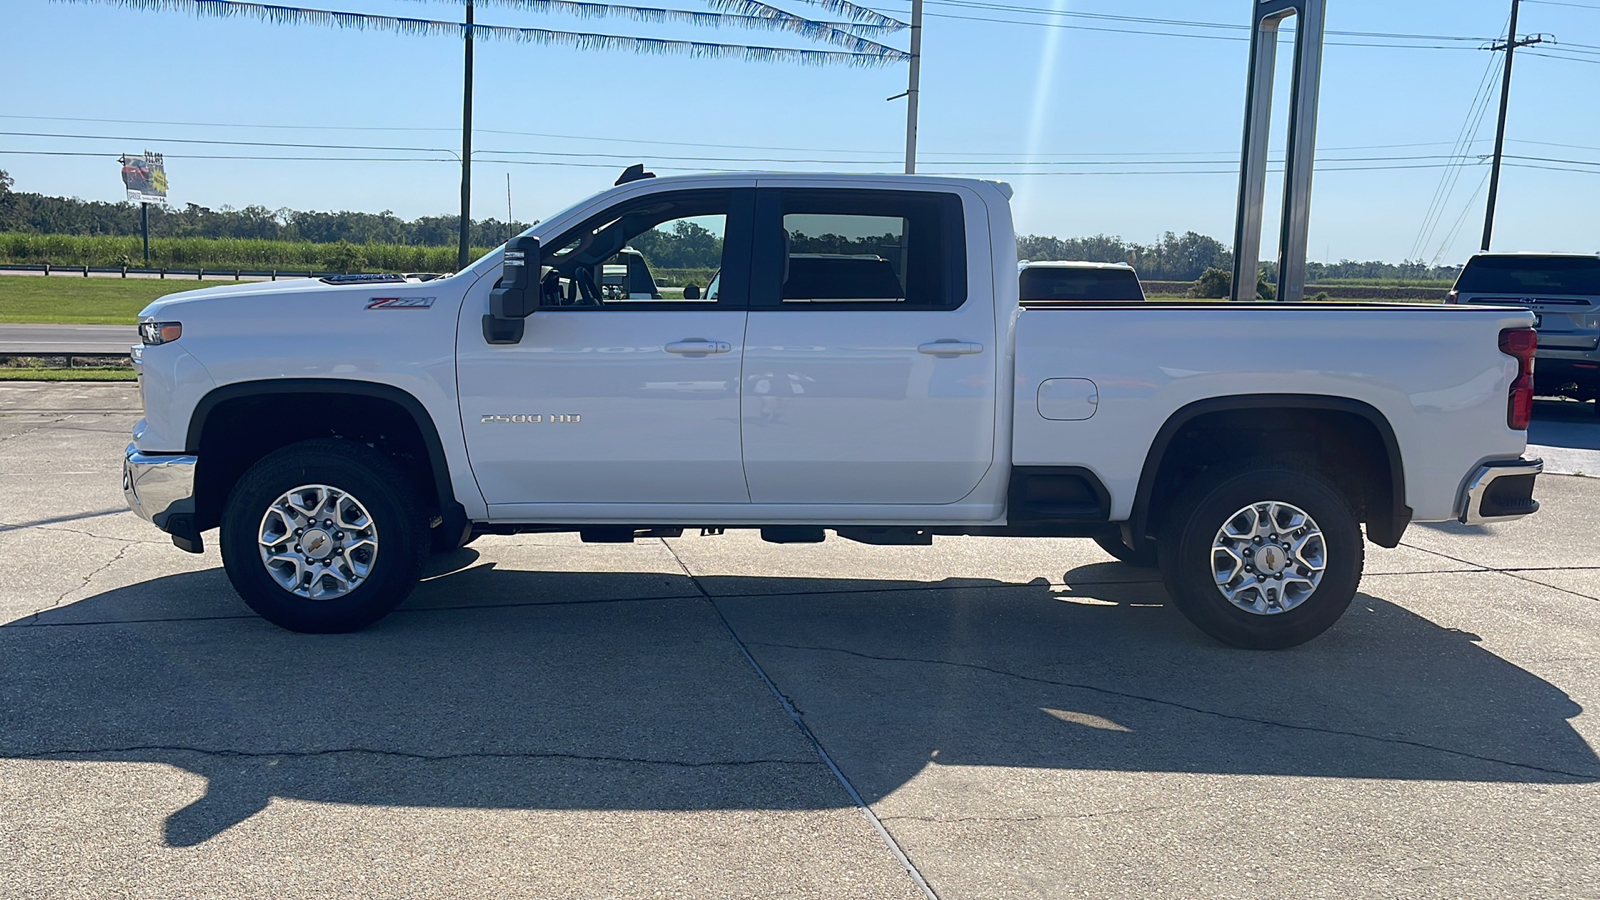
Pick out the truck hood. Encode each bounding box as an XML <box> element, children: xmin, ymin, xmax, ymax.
<box><xmin>137</xmin><ymin>273</ymin><xmax>465</xmax><ymax>320</ymax></box>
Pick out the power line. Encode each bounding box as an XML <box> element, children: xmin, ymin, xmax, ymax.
<box><xmin>5</xmin><ymin>129</ymin><xmax>1536</xmax><ymax>167</ymax></box>
<box><xmin>1410</xmin><ymin>33</ymin><xmax>1503</xmax><ymax>260</ymax></box>
<box><xmin>0</xmin><ymin>129</ymin><xmax>453</xmax><ymax>155</ymax></box>
<box><xmin>1527</xmin><ymin>49</ymin><xmax>1600</xmax><ymax>62</ymax></box>
<box><xmin>918</xmin><ymin>0</ymin><xmax>1495</xmax><ymax>42</ymax></box>
<box><xmin>1523</xmin><ymin>0</ymin><xmax>1600</xmax><ymax>9</ymax></box>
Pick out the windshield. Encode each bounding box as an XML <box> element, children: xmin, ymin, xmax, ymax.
<box><xmin>1020</xmin><ymin>267</ymin><xmax>1145</xmax><ymax>302</ymax></box>
<box><xmin>1455</xmin><ymin>256</ymin><xmax>1600</xmax><ymax>295</ymax></box>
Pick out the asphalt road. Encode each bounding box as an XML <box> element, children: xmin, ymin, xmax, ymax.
<box><xmin>2</xmin><ymin>383</ymin><xmax>1598</xmax><ymax>898</ymax></box>
<box><xmin>0</xmin><ymin>323</ymin><xmax>137</xmax><ymax>355</ymax></box>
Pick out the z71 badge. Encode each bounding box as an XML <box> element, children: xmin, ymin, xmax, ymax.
<box><xmin>366</xmin><ymin>296</ymin><xmax>436</xmax><ymax>310</ymax></box>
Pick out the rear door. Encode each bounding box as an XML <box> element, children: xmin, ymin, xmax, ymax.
<box><xmin>739</xmin><ymin>185</ymin><xmax>996</xmax><ymax>505</ymax></box>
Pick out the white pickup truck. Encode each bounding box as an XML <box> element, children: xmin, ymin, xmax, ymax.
<box><xmin>123</xmin><ymin>172</ymin><xmax>1544</xmax><ymax>649</ymax></box>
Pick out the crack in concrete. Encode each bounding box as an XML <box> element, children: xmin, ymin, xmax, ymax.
<box><xmin>879</xmin><ymin>803</ymin><xmax>1180</xmax><ymax>825</ymax></box>
<box><xmin>22</xmin><ymin>542</ymin><xmax>133</xmax><ymax>625</ymax></box>
<box><xmin>0</xmin><ymin>413</ymin><xmax>75</xmax><ymax>446</ymax></box>
<box><xmin>745</xmin><ymin>640</ymin><xmax>1600</xmax><ymax>782</ymax></box>
<box><xmin>0</xmin><ymin>520</ymin><xmax>164</xmax><ymax>545</ymax></box>
<box><xmin>15</xmin><ymin>744</ymin><xmax>820</xmax><ymax>768</ymax></box>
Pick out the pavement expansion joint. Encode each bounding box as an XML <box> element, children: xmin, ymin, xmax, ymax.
<box><xmin>745</xmin><ymin>640</ymin><xmax>1600</xmax><ymax>782</ymax></box>
<box><xmin>657</xmin><ymin>538</ymin><xmax>942</xmax><ymax>900</ymax></box>
<box><xmin>1398</xmin><ymin>542</ymin><xmax>1600</xmax><ymax>603</ymax></box>
<box><xmin>16</xmin><ymin>745</ymin><xmax>822</xmax><ymax>768</ymax></box>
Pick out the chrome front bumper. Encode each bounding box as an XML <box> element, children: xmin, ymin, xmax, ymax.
<box><xmin>1459</xmin><ymin>458</ymin><xmax>1543</xmax><ymax>525</ymax></box>
<box><xmin>123</xmin><ymin>443</ymin><xmax>202</xmax><ymax>550</ymax></box>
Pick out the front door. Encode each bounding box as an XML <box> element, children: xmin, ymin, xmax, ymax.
<box><xmin>458</xmin><ymin>188</ymin><xmax>754</xmax><ymax>506</ymax></box>
<box><xmin>739</xmin><ymin>186</ymin><xmax>996</xmax><ymax>505</ymax></box>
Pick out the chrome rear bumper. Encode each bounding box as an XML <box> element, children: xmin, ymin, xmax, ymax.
<box><xmin>1459</xmin><ymin>458</ymin><xmax>1542</xmax><ymax>525</ymax></box>
<box><xmin>123</xmin><ymin>443</ymin><xmax>202</xmax><ymax>551</ymax></box>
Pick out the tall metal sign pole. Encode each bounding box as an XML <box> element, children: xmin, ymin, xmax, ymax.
<box><xmin>902</xmin><ymin>0</ymin><xmax>923</xmax><ymax>174</ymax></box>
<box><xmin>458</xmin><ymin>1</ymin><xmax>475</xmax><ymax>271</ymax></box>
<box><xmin>1231</xmin><ymin>0</ymin><xmax>1326</xmax><ymax>303</ymax></box>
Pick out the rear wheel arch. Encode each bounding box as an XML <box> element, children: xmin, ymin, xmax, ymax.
<box><xmin>1130</xmin><ymin>395</ymin><xmax>1411</xmax><ymax>549</ymax></box>
<box><xmin>186</xmin><ymin>379</ymin><xmax>465</xmax><ymax>538</ymax></box>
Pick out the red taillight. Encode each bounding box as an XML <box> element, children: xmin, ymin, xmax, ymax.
<box><xmin>1445</xmin><ymin>290</ymin><xmax>1461</xmax><ymax>304</ymax></box>
<box><xmin>1499</xmin><ymin>327</ymin><xmax>1537</xmax><ymax>430</ymax></box>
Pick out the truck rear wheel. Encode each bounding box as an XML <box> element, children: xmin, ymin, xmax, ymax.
<box><xmin>1157</xmin><ymin>466</ymin><xmax>1362</xmax><ymax>650</ymax></box>
<box><xmin>220</xmin><ymin>439</ymin><xmax>428</xmax><ymax>633</ymax></box>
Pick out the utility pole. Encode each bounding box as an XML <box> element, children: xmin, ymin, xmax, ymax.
<box><xmin>902</xmin><ymin>0</ymin><xmax>923</xmax><ymax>174</ymax></box>
<box><xmin>458</xmin><ymin>0</ymin><xmax>474</xmax><ymax>271</ymax></box>
<box><xmin>1482</xmin><ymin>0</ymin><xmax>1544</xmax><ymax>252</ymax></box>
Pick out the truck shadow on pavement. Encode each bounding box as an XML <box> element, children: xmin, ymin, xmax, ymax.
<box><xmin>3</xmin><ymin>554</ymin><xmax>1596</xmax><ymax>847</ymax></box>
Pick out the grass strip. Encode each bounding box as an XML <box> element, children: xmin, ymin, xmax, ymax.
<box><xmin>0</xmin><ymin>367</ymin><xmax>138</xmax><ymax>382</ymax></box>
<box><xmin>0</xmin><ymin>276</ymin><xmax>245</xmax><ymax>324</ymax></box>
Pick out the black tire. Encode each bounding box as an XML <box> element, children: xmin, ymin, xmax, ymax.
<box><xmin>1093</xmin><ymin>533</ymin><xmax>1158</xmax><ymax>568</ymax></box>
<box><xmin>1156</xmin><ymin>466</ymin><xmax>1363</xmax><ymax>650</ymax></box>
<box><xmin>220</xmin><ymin>439</ymin><xmax>428</xmax><ymax>633</ymax></box>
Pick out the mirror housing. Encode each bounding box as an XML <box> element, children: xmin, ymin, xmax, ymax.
<box><xmin>682</xmin><ymin>284</ymin><xmax>701</xmax><ymax>300</ymax></box>
<box><xmin>484</xmin><ymin>235</ymin><xmax>540</xmax><ymax>344</ymax></box>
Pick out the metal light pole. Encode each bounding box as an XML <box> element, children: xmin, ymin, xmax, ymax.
<box><xmin>458</xmin><ymin>0</ymin><xmax>475</xmax><ymax>271</ymax></box>
<box><xmin>902</xmin><ymin>0</ymin><xmax>923</xmax><ymax>174</ymax></box>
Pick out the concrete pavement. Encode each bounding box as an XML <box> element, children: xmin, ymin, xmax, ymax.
<box><xmin>1</xmin><ymin>383</ymin><xmax>1597</xmax><ymax>898</ymax></box>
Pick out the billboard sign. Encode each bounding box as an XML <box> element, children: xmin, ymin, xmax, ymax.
<box><xmin>119</xmin><ymin>152</ymin><xmax>168</xmax><ymax>205</ymax></box>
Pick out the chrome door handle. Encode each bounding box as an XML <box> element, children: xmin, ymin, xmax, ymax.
<box><xmin>664</xmin><ymin>339</ymin><xmax>732</xmax><ymax>356</ymax></box>
<box><xmin>918</xmin><ymin>340</ymin><xmax>984</xmax><ymax>356</ymax></box>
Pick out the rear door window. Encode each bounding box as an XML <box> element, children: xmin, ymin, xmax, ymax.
<box><xmin>750</xmin><ymin>189</ymin><xmax>967</xmax><ymax>310</ymax></box>
<box><xmin>1455</xmin><ymin>256</ymin><xmax>1600</xmax><ymax>295</ymax></box>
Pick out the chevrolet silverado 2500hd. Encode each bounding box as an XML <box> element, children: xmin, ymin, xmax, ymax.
<box><xmin>123</xmin><ymin>173</ymin><xmax>1543</xmax><ymax>648</ymax></box>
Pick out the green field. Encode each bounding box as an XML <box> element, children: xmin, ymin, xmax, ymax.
<box><xmin>0</xmin><ymin>232</ymin><xmax>487</xmax><ymax>273</ymax></box>
<box><xmin>0</xmin><ymin>276</ymin><xmax>245</xmax><ymax>324</ymax></box>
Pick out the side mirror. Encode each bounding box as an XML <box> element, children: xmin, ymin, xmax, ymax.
<box><xmin>682</xmin><ymin>284</ymin><xmax>701</xmax><ymax>300</ymax></box>
<box><xmin>484</xmin><ymin>236</ymin><xmax>540</xmax><ymax>344</ymax></box>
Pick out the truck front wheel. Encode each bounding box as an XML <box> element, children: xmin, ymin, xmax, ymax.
<box><xmin>1157</xmin><ymin>466</ymin><xmax>1362</xmax><ymax>650</ymax></box>
<box><xmin>220</xmin><ymin>439</ymin><xmax>428</xmax><ymax>633</ymax></box>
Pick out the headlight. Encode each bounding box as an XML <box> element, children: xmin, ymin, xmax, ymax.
<box><xmin>138</xmin><ymin>321</ymin><xmax>182</xmax><ymax>345</ymax></box>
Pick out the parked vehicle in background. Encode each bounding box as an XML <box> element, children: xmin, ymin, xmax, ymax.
<box><xmin>1448</xmin><ymin>252</ymin><xmax>1600</xmax><ymax>414</ymax></box>
<box><xmin>124</xmin><ymin>172</ymin><xmax>1543</xmax><ymax>650</ymax></box>
<box><xmin>1019</xmin><ymin>260</ymin><xmax>1146</xmax><ymax>302</ymax></box>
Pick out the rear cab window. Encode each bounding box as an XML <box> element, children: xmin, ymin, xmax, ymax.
<box><xmin>1454</xmin><ymin>255</ymin><xmax>1600</xmax><ymax>295</ymax></box>
<box><xmin>1020</xmin><ymin>266</ymin><xmax>1145</xmax><ymax>302</ymax></box>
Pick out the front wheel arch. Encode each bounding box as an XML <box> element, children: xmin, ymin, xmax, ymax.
<box><xmin>187</xmin><ymin>379</ymin><xmax>466</xmax><ymax>540</ymax></box>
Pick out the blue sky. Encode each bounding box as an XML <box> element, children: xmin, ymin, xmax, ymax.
<box><xmin>3</xmin><ymin>0</ymin><xmax>1597</xmax><ymax>263</ymax></box>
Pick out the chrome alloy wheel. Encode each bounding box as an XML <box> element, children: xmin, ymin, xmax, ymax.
<box><xmin>1211</xmin><ymin>500</ymin><xmax>1326</xmax><ymax>616</ymax></box>
<box><xmin>257</xmin><ymin>484</ymin><xmax>379</xmax><ymax>600</ymax></box>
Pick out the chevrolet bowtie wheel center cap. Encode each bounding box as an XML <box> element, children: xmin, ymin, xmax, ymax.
<box><xmin>257</xmin><ymin>484</ymin><xmax>379</xmax><ymax>601</ymax></box>
<box><xmin>1210</xmin><ymin>500</ymin><xmax>1327</xmax><ymax>617</ymax></box>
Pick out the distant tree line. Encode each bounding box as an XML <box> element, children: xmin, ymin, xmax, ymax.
<box><xmin>0</xmin><ymin>169</ymin><xmax>1467</xmax><ymax>280</ymax></box>
<box><xmin>0</xmin><ymin>169</ymin><xmax>530</xmax><ymax>249</ymax></box>
<box><xmin>1018</xmin><ymin>230</ymin><xmax>1462</xmax><ymax>284</ymax></box>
